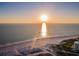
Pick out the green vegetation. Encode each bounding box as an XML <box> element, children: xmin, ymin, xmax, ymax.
<box><xmin>54</xmin><ymin>38</ymin><xmax>79</xmax><ymax>56</ymax></box>
<box><xmin>60</xmin><ymin>39</ymin><xmax>77</xmax><ymax>51</ymax></box>
<box><xmin>43</xmin><ymin>38</ymin><xmax>79</xmax><ymax>56</ymax></box>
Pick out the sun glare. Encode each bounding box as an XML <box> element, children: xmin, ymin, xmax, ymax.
<box><xmin>40</xmin><ymin>14</ymin><xmax>48</xmax><ymax>22</ymax></box>
<box><xmin>41</xmin><ymin>22</ymin><xmax>47</xmax><ymax>37</ymax></box>
<box><xmin>40</xmin><ymin>14</ymin><xmax>48</xmax><ymax>37</ymax></box>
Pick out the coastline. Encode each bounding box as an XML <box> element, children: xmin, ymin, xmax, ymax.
<box><xmin>0</xmin><ymin>35</ymin><xmax>79</xmax><ymax>48</ymax></box>
<box><xmin>0</xmin><ymin>35</ymin><xmax>79</xmax><ymax>56</ymax></box>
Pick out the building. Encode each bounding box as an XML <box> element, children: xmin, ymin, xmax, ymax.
<box><xmin>74</xmin><ymin>41</ymin><xmax>79</xmax><ymax>51</ymax></box>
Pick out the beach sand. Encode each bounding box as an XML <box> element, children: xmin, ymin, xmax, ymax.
<box><xmin>0</xmin><ymin>35</ymin><xmax>79</xmax><ymax>56</ymax></box>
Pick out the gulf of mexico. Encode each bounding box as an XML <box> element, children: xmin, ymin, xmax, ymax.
<box><xmin>0</xmin><ymin>23</ymin><xmax>79</xmax><ymax>44</ymax></box>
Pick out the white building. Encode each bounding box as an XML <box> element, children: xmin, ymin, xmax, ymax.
<box><xmin>74</xmin><ymin>41</ymin><xmax>79</xmax><ymax>51</ymax></box>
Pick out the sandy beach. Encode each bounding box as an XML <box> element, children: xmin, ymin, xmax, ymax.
<box><xmin>0</xmin><ymin>35</ymin><xmax>79</xmax><ymax>54</ymax></box>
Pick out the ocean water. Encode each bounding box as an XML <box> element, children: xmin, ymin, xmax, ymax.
<box><xmin>0</xmin><ymin>24</ymin><xmax>79</xmax><ymax>44</ymax></box>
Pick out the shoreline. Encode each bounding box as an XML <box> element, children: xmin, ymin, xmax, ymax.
<box><xmin>0</xmin><ymin>35</ymin><xmax>79</xmax><ymax>48</ymax></box>
<box><xmin>0</xmin><ymin>35</ymin><xmax>79</xmax><ymax>56</ymax></box>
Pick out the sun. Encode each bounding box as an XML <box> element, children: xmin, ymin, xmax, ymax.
<box><xmin>40</xmin><ymin>14</ymin><xmax>48</xmax><ymax>22</ymax></box>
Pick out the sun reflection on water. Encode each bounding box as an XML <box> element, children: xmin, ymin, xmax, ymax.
<box><xmin>41</xmin><ymin>22</ymin><xmax>47</xmax><ymax>37</ymax></box>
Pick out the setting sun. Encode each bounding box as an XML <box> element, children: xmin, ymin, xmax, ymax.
<box><xmin>40</xmin><ymin>14</ymin><xmax>48</xmax><ymax>22</ymax></box>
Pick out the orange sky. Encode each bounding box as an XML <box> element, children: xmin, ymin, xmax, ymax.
<box><xmin>0</xmin><ymin>18</ymin><xmax>79</xmax><ymax>24</ymax></box>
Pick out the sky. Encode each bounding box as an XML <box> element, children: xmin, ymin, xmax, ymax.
<box><xmin>0</xmin><ymin>2</ymin><xmax>79</xmax><ymax>23</ymax></box>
